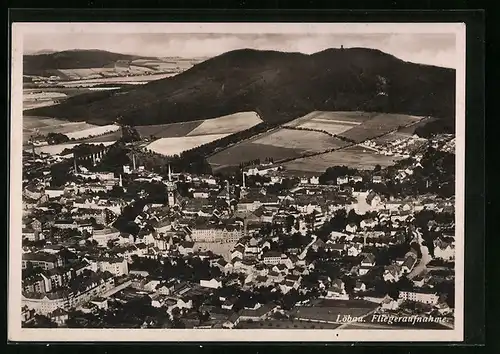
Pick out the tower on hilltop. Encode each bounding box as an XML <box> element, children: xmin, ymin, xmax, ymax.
<box><xmin>166</xmin><ymin>164</ymin><xmax>177</xmax><ymax>206</ymax></box>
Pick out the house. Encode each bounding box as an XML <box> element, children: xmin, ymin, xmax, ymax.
<box><xmin>22</xmin><ymin>228</ymin><xmax>43</xmax><ymax>242</ymax></box>
<box><xmin>309</xmin><ymin>176</ymin><xmax>320</xmax><ymax>185</ymax></box>
<box><xmin>372</xmin><ymin>175</ymin><xmax>383</xmax><ymax>184</ymax></box>
<box><xmin>48</xmin><ymin>308</ymin><xmax>68</xmax><ymax>326</ymax></box>
<box><xmin>262</xmin><ymin>251</ymin><xmax>282</xmax><ymax>265</ymax></box>
<box><xmin>87</xmin><ymin>256</ymin><xmax>129</xmax><ymax>276</ymax></box>
<box><xmin>366</xmin><ymin>191</ymin><xmax>382</xmax><ymax>207</ymax></box>
<box><xmin>380</xmin><ymin>295</ymin><xmax>400</xmax><ymax>311</ymax></box>
<box><xmin>231</xmin><ymin>245</ymin><xmax>245</xmax><ymax>260</ymax></box>
<box><xmin>360</xmin><ymin>253</ymin><xmax>376</xmax><ymax>267</ymax></box>
<box><xmin>325</xmin><ymin>242</ymin><xmax>346</xmax><ymax>254</ymax></box>
<box><xmin>222</xmin><ymin>313</ymin><xmax>241</xmax><ymax>329</ymax></box>
<box><xmin>350</xmin><ymin>176</ymin><xmax>363</xmax><ymax>183</ymax></box>
<box><xmin>90</xmin><ymin>297</ymin><xmax>108</xmax><ymax>311</ymax></box>
<box><xmin>347</xmin><ymin>244</ymin><xmax>363</xmax><ymax>257</ymax></box>
<box><xmin>239</xmin><ymin>303</ymin><xmax>278</xmax><ymax>322</ymax></box>
<box><xmin>336</xmin><ymin>176</ymin><xmax>349</xmax><ymax>185</ymax></box>
<box><xmin>345</xmin><ymin>223</ymin><xmax>358</xmax><ymax>233</ymax></box>
<box><xmin>433</xmin><ymin>238</ymin><xmax>455</xmax><ymax>261</ymax></box>
<box><xmin>399</xmin><ymin>289</ymin><xmax>440</xmax><ymax>305</ymax></box>
<box><xmin>353</xmin><ymin>281</ymin><xmax>366</xmax><ymax>293</ymax></box>
<box><xmin>200</xmin><ymin>278</ymin><xmax>222</xmax><ymax>289</ymax></box>
<box><xmin>178</xmin><ymin>241</ymin><xmax>194</xmax><ymax>255</ymax></box>
<box><xmin>192</xmin><ymin>190</ymin><xmax>210</xmax><ymax>199</ymax></box>
<box><xmin>383</xmin><ymin>264</ymin><xmax>402</xmax><ymax>282</ymax></box>
<box><xmin>310</xmin><ymin>238</ymin><xmax>326</xmax><ymax>252</ymax></box>
<box><xmin>360</xmin><ymin>218</ymin><xmax>377</xmax><ymax>229</ymax></box>
<box><xmin>401</xmin><ymin>255</ymin><xmax>418</xmax><ymax>274</ymax></box>
<box><xmin>45</xmin><ymin>187</ymin><xmax>65</xmax><ymax>199</ymax></box>
<box><xmin>325</xmin><ymin>279</ymin><xmax>347</xmax><ymax>299</ymax></box>
<box><xmin>412</xmin><ymin>274</ymin><xmax>427</xmax><ymax>288</ymax></box>
<box><xmin>22</xmin><ymin>252</ymin><xmax>63</xmax><ymax>270</ymax></box>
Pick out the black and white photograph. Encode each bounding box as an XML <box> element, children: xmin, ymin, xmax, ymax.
<box><xmin>9</xmin><ymin>22</ymin><xmax>465</xmax><ymax>342</ymax></box>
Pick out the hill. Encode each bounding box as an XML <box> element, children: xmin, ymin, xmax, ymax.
<box><xmin>23</xmin><ymin>49</ymin><xmax>157</xmax><ymax>76</ymax></box>
<box><xmin>25</xmin><ymin>47</ymin><xmax>456</xmax><ymax>128</ymax></box>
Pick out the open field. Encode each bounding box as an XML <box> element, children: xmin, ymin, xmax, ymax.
<box><xmin>27</xmin><ymin>141</ymin><xmax>115</xmax><ymax>156</ymax></box>
<box><xmin>284</xmin><ymin>111</ymin><xmax>375</xmax><ymax>128</ymax></box>
<box><xmin>23</xmin><ymin>116</ymin><xmax>75</xmax><ymax>129</ymax></box>
<box><xmin>208</xmin><ymin>142</ymin><xmax>305</xmax><ymax>170</ymax></box>
<box><xmin>339</xmin><ymin>113</ymin><xmax>423</xmax><ymax>142</ymax></box>
<box><xmin>187</xmin><ymin>111</ymin><xmax>263</xmax><ymax>136</ymax></box>
<box><xmin>23</xmin><ymin>116</ymin><xmax>102</xmax><ymax>143</ymax></box>
<box><xmin>280</xmin><ymin>145</ymin><xmax>404</xmax><ymax>172</ymax></box>
<box><xmin>146</xmin><ymin>134</ymin><xmax>230</xmax><ymax>156</ymax></box>
<box><xmin>59</xmin><ymin>73</ymin><xmax>175</xmax><ymax>87</ymax></box>
<box><xmin>208</xmin><ymin>124</ymin><xmax>350</xmax><ymax>171</ymax></box>
<box><xmin>397</xmin><ymin>116</ymin><xmax>440</xmax><ymax>134</ymax></box>
<box><xmin>255</xmin><ymin>129</ymin><xmax>348</xmax><ymax>151</ymax></box>
<box><xmin>65</xmin><ymin>124</ymin><xmax>120</xmax><ymax>140</ymax></box>
<box><xmin>135</xmin><ymin>121</ymin><xmax>203</xmax><ymax>138</ymax></box>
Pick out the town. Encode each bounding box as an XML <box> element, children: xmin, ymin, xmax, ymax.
<box><xmin>20</xmin><ymin>132</ymin><xmax>456</xmax><ymax>330</ymax></box>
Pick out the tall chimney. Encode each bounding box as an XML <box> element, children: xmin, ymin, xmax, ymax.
<box><xmin>132</xmin><ymin>154</ymin><xmax>136</xmax><ymax>171</ymax></box>
<box><xmin>119</xmin><ymin>174</ymin><xmax>123</xmax><ymax>187</ymax></box>
<box><xmin>242</xmin><ymin>172</ymin><xmax>246</xmax><ymax>189</ymax></box>
<box><xmin>73</xmin><ymin>157</ymin><xmax>77</xmax><ymax>172</ymax></box>
<box><xmin>168</xmin><ymin>164</ymin><xmax>172</xmax><ymax>182</ymax></box>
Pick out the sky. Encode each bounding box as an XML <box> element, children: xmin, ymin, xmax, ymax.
<box><xmin>23</xmin><ymin>32</ymin><xmax>457</xmax><ymax>68</ymax></box>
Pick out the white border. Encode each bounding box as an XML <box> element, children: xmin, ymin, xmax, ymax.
<box><xmin>9</xmin><ymin>22</ymin><xmax>466</xmax><ymax>342</ymax></box>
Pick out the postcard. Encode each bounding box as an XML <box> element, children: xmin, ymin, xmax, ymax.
<box><xmin>9</xmin><ymin>21</ymin><xmax>465</xmax><ymax>342</ymax></box>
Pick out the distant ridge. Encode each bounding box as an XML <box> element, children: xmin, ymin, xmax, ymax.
<box><xmin>23</xmin><ymin>49</ymin><xmax>158</xmax><ymax>76</ymax></box>
<box><xmin>26</xmin><ymin>47</ymin><xmax>456</xmax><ymax>128</ymax></box>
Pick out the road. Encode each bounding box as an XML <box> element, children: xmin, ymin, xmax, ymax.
<box><xmin>408</xmin><ymin>228</ymin><xmax>431</xmax><ymax>280</ymax></box>
<box><xmin>101</xmin><ymin>280</ymin><xmax>132</xmax><ymax>298</ymax></box>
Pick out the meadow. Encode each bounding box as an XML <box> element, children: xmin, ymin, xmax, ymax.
<box><xmin>187</xmin><ymin>111</ymin><xmax>263</xmax><ymax>136</ymax></box>
<box><xmin>280</xmin><ymin>145</ymin><xmax>404</xmax><ymax>172</ymax></box>
<box><xmin>208</xmin><ymin>142</ymin><xmax>305</xmax><ymax>170</ymax></box>
<box><xmin>254</xmin><ymin>129</ymin><xmax>348</xmax><ymax>151</ymax></box>
<box><xmin>339</xmin><ymin>113</ymin><xmax>423</xmax><ymax>142</ymax></box>
<box><xmin>146</xmin><ymin>134</ymin><xmax>230</xmax><ymax>156</ymax></box>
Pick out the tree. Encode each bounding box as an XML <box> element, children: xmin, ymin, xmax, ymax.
<box><xmin>46</xmin><ymin>132</ymin><xmax>70</xmax><ymax>145</ymax></box>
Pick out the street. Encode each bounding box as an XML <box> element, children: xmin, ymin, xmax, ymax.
<box><xmin>408</xmin><ymin>228</ymin><xmax>432</xmax><ymax>280</ymax></box>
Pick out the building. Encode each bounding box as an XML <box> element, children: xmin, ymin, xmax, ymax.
<box><xmin>262</xmin><ymin>251</ymin><xmax>282</xmax><ymax>265</ymax></box>
<box><xmin>22</xmin><ymin>252</ymin><xmax>63</xmax><ymax>270</ymax></box>
<box><xmin>165</xmin><ymin>165</ymin><xmax>178</xmax><ymax>206</ymax></box>
<box><xmin>191</xmin><ymin>225</ymin><xmax>242</xmax><ymax>243</ymax></box>
<box><xmin>398</xmin><ymin>290</ymin><xmax>440</xmax><ymax>305</ymax></box>
<box><xmin>91</xmin><ymin>227</ymin><xmax>120</xmax><ymax>247</ymax></box>
<box><xmin>87</xmin><ymin>256</ymin><xmax>129</xmax><ymax>276</ymax></box>
<box><xmin>45</xmin><ymin>187</ymin><xmax>65</xmax><ymax>199</ymax></box>
<box><xmin>200</xmin><ymin>279</ymin><xmax>222</xmax><ymax>289</ymax></box>
<box><xmin>22</xmin><ymin>271</ymin><xmax>115</xmax><ymax>315</ymax></box>
<box><xmin>336</xmin><ymin>176</ymin><xmax>349</xmax><ymax>185</ymax></box>
<box><xmin>433</xmin><ymin>238</ymin><xmax>455</xmax><ymax>261</ymax></box>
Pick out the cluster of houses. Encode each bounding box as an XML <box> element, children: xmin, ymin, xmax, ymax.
<box><xmin>20</xmin><ymin>156</ymin><xmax>456</xmax><ymax>328</ymax></box>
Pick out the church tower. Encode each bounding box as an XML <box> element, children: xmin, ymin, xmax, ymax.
<box><xmin>166</xmin><ymin>164</ymin><xmax>177</xmax><ymax>206</ymax></box>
